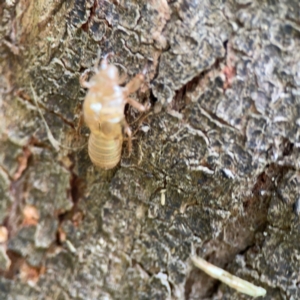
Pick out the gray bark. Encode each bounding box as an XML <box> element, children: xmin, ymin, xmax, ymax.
<box><xmin>0</xmin><ymin>0</ymin><xmax>300</xmax><ymax>299</ymax></box>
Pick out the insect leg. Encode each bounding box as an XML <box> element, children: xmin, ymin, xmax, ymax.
<box><xmin>123</xmin><ymin>74</ymin><xmax>144</xmax><ymax>96</ymax></box>
<box><xmin>123</xmin><ymin>120</ymin><xmax>133</xmax><ymax>154</ymax></box>
<box><xmin>79</xmin><ymin>69</ymin><xmax>93</xmax><ymax>89</ymax></box>
<box><xmin>126</xmin><ymin>97</ymin><xmax>149</xmax><ymax>112</ymax></box>
<box><xmin>75</xmin><ymin>111</ymin><xmax>85</xmax><ymax>141</ymax></box>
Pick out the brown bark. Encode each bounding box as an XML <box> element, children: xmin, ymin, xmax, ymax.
<box><xmin>0</xmin><ymin>0</ymin><xmax>300</xmax><ymax>299</ymax></box>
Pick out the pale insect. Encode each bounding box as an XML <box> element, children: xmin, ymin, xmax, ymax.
<box><xmin>80</xmin><ymin>57</ymin><xmax>148</xmax><ymax>169</ymax></box>
<box><xmin>191</xmin><ymin>255</ymin><xmax>266</xmax><ymax>298</ymax></box>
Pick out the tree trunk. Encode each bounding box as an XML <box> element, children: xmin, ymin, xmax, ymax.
<box><xmin>0</xmin><ymin>0</ymin><xmax>299</xmax><ymax>299</ymax></box>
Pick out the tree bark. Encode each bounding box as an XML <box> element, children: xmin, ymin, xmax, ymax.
<box><xmin>0</xmin><ymin>0</ymin><xmax>300</xmax><ymax>299</ymax></box>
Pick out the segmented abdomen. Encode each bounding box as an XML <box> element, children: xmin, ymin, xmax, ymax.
<box><xmin>88</xmin><ymin>131</ymin><xmax>123</xmax><ymax>169</ymax></box>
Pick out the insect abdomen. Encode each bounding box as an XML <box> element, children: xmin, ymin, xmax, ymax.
<box><xmin>88</xmin><ymin>131</ymin><xmax>123</xmax><ymax>169</ymax></box>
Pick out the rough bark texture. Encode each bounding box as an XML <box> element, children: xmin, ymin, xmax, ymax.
<box><xmin>0</xmin><ymin>0</ymin><xmax>300</xmax><ymax>299</ymax></box>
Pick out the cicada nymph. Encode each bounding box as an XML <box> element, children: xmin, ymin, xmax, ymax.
<box><xmin>81</xmin><ymin>57</ymin><xmax>148</xmax><ymax>169</ymax></box>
